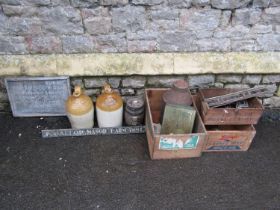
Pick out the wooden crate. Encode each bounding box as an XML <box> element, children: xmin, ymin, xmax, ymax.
<box><xmin>192</xmin><ymin>95</ymin><xmax>256</xmax><ymax>152</ymax></box>
<box><xmin>203</xmin><ymin>125</ymin><xmax>256</xmax><ymax>152</ymax></box>
<box><xmin>198</xmin><ymin>88</ymin><xmax>264</xmax><ymax>125</ymax></box>
<box><xmin>145</xmin><ymin>89</ymin><xmax>206</xmax><ymax>160</ymax></box>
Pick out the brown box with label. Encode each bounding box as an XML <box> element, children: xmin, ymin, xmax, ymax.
<box><xmin>203</xmin><ymin>125</ymin><xmax>256</xmax><ymax>152</ymax></box>
<box><xmin>145</xmin><ymin>89</ymin><xmax>206</xmax><ymax>160</ymax></box>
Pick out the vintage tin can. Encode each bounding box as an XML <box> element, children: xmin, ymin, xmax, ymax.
<box><xmin>162</xmin><ymin>80</ymin><xmax>192</xmax><ymax>106</ymax></box>
<box><xmin>124</xmin><ymin>97</ymin><xmax>145</xmax><ymax>126</ymax></box>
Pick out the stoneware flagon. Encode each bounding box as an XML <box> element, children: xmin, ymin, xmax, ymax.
<box><xmin>65</xmin><ymin>86</ymin><xmax>94</xmax><ymax>129</ymax></box>
<box><xmin>96</xmin><ymin>83</ymin><xmax>123</xmax><ymax>127</ymax></box>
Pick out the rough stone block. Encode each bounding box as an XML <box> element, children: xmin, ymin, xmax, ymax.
<box><xmin>195</xmin><ymin>30</ymin><xmax>213</xmax><ymax>39</ymax></box>
<box><xmin>275</xmin><ymin>26</ymin><xmax>280</xmax><ymax>34</ymax></box>
<box><xmin>224</xmin><ymin>84</ymin><xmax>250</xmax><ymax>89</ymax></box>
<box><xmin>257</xmin><ymin>34</ymin><xmax>280</xmax><ymax>51</ymax></box>
<box><xmin>132</xmin><ymin>0</ymin><xmax>163</xmax><ymax>5</ymax></box>
<box><xmin>40</xmin><ymin>6</ymin><xmax>83</xmax><ymax>35</ymax></box>
<box><xmin>251</xmin><ymin>24</ymin><xmax>272</xmax><ymax>34</ymax></box>
<box><xmin>231</xmin><ymin>39</ymin><xmax>257</xmax><ymax>51</ymax></box>
<box><xmin>100</xmin><ymin>0</ymin><xmax>128</xmax><ymax>5</ymax></box>
<box><xmin>81</xmin><ymin>7</ymin><xmax>109</xmax><ymax>19</ymax></box>
<box><xmin>51</xmin><ymin>0</ymin><xmax>70</xmax><ymax>5</ymax></box>
<box><xmin>180</xmin><ymin>8</ymin><xmax>221</xmax><ymax>31</ymax></box>
<box><xmin>0</xmin><ymin>36</ymin><xmax>27</xmax><ymax>54</ymax></box>
<box><xmin>149</xmin><ymin>19</ymin><xmax>179</xmax><ymax>31</ymax></box>
<box><xmin>188</xmin><ymin>75</ymin><xmax>215</xmax><ymax>87</ymax></box>
<box><xmin>26</xmin><ymin>36</ymin><xmax>62</xmax><ymax>53</ymax></box>
<box><xmin>70</xmin><ymin>0</ymin><xmax>98</xmax><ymax>7</ymax></box>
<box><xmin>212</xmin><ymin>82</ymin><xmax>224</xmax><ymax>88</ymax></box>
<box><xmin>158</xmin><ymin>31</ymin><xmax>197</xmax><ymax>51</ymax></box>
<box><xmin>270</xmin><ymin>0</ymin><xmax>280</xmax><ymax>6</ymax></box>
<box><xmin>220</xmin><ymin>10</ymin><xmax>231</xmax><ymax>28</ymax></box>
<box><xmin>150</xmin><ymin>8</ymin><xmax>179</xmax><ymax>20</ymax></box>
<box><xmin>127</xmin><ymin>31</ymin><xmax>158</xmax><ymax>41</ymax></box>
<box><xmin>8</xmin><ymin>17</ymin><xmax>42</xmax><ymax>35</ymax></box>
<box><xmin>84</xmin><ymin>17</ymin><xmax>111</xmax><ymax>35</ymax></box>
<box><xmin>167</xmin><ymin>0</ymin><xmax>192</xmax><ymax>8</ymax></box>
<box><xmin>121</xmin><ymin>88</ymin><xmax>135</xmax><ymax>96</ymax></box>
<box><xmin>70</xmin><ymin>78</ymin><xmax>84</xmax><ymax>87</ymax></box>
<box><xmin>95</xmin><ymin>33</ymin><xmax>127</xmax><ymax>53</ymax></box>
<box><xmin>242</xmin><ymin>75</ymin><xmax>262</xmax><ymax>84</ymax></box>
<box><xmin>211</xmin><ymin>0</ymin><xmax>251</xmax><ymax>9</ymax></box>
<box><xmin>0</xmin><ymin>11</ymin><xmax>8</xmax><ymax>35</ymax></box>
<box><xmin>191</xmin><ymin>0</ymin><xmax>210</xmax><ymax>6</ymax></box>
<box><xmin>122</xmin><ymin>76</ymin><xmax>146</xmax><ymax>88</ymax></box>
<box><xmin>112</xmin><ymin>6</ymin><xmax>146</xmax><ymax>33</ymax></box>
<box><xmin>2</xmin><ymin>5</ymin><xmax>38</xmax><ymax>17</ymax></box>
<box><xmin>128</xmin><ymin>40</ymin><xmax>157</xmax><ymax>53</ymax></box>
<box><xmin>108</xmin><ymin>77</ymin><xmax>121</xmax><ymax>88</ymax></box>
<box><xmin>232</xmin><ymin>8</ymin><xmax>262</xmax><ymax>26</ymax></box>
<box><xmin>214</xmin><ymin>25</ymin><xmax>250</xmax><ymax>38</ymax></box>
<box><xmin>254</xmin><ymin>84</ymin><xmax>277</xmax><ymax>97</ymax></box>
<box><xmin>196</xmin><ymin>38</ymin><xmax>230</xmax><ymax>51</ymax></box>
<box><xmin>5</xmin><ymin>0</ymin><xmax>51</xmax><ymax>6</ymax></box>
<box><xmin>84</xmin><ymin>77</ymin><xmax>108</xmax><ymax>88</ymax></box>
<box><xmin>253</xmin><ymin>0</ymin><xmax>270</xmax><ymax>7</ymax></box>
<box><xmin>62</xmin><ymin>35</ymin><xmax>94</xmax><ymax>53</ymax></box>
<box><xmin>84</xmin><ymin>89</ymin><xmax>101</xmax><ymax>96</ymax></box>
<box><xmin>263</xmin><ymin>96</ymin><xmax>280</xmax><ymax>107</ymax></box>
<box><xmin>262</xmin><ymin>75</ymin><xmax>280</xmax><ymax>83</ymax></box>
<box><xmin>216</xmin><ymin>75</ymin><xmax>242</xmax><ymax>83</ymax></box>
<box><xmin>262</xmin><ymin>7</ymin><xmax>280</xmax><ymax>24</ymax></box>
<box><xmin>136</xmin><ymin>89</ymin><xmax>145</xmax><ymax>95</ymax></box>
<box><xmin>147</xmin><ymin>76</ymin><xmax>185</xmax><ymax>87</ymax></box>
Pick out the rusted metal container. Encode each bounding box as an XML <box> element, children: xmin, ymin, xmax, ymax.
<box><xmin>124</xmin><ymin>96</ymin><xmax>145</xmax><ymax>126</ymax></box>
<box><xmin>145</xmin><ymin>88</ymin><xmax>206</xmax><ymax>160</ymax></box>
<box><xmin>162</xmin><ymin>80</ymin><xmax>192</xmax><ymax>106</ymax></box>
<box><xmin>198</xmin><ymin>88</ymin><xmax>264</xmax><ymax>125</ymax></box>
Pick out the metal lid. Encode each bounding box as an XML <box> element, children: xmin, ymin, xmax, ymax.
<box><xmin>126</xmin><ymin>97</ymin><xmax>144</xmax><ymax>109</ymax></box>
<box><xmin>173</xmin><ymin>80</ymin><xmax>189</xmax><ymax>90</ymax></box>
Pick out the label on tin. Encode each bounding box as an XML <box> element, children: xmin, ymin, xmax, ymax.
<box><xmin>159</xmin><ymin>135</ymin><xmax>199</xmax><ymax>150</ymax></box>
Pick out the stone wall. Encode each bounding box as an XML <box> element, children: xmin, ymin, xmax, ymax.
<box><xmin>1</xmin><ymin>74</ymin><xmax>280</xmax><ymax>112</ymax></box>
<box><xmin>0</xmin><ymin>0</ymin><xmax>280</xmax><ymax>54</ymax></box>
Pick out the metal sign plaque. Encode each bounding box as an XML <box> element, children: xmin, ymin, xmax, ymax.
<box><xmin>41</xmin><ymin>126</ymin><xmax>146</xmax><ymax>138</ymax></box>
<box><xmin>5</xmin><ymin>76</ymin><xmax>71</xmax><ymax>117</ymax></box>
<box><xmin>205</xmin><ymin>87</ymin><xmax>269</xmax><ymax>108</ymax></box>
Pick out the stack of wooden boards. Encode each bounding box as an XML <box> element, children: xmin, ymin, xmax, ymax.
<box><xmin>145</xmin><ymin>87</ymin><xmax>265</xmax><ymax>160</ymax></box>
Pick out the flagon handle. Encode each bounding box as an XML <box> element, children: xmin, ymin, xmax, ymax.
<box><xmin>73</xmin><ymin>86</ymin><xmax>82</xmax><ymax>97</ymax></box>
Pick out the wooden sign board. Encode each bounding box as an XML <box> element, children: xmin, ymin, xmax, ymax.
<box><xmin>41</xmin><ymin>126</ymin><xmax>146</xmax><ymax>138</ymax></box>
<box><xmin>5</xmin><ymin>76</ymin><xmax>71</xmax><ymax>117</ymax></box>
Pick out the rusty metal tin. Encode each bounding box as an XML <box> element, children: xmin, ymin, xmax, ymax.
<box><xmin>162</xmin><ymin>80</ymin><xmax>193</xmax><ymax>106</ymax></box>
<box><xmin>125</xmin><ymin>97</ymin><xmax>145</xmax><ymax>126</ymax></box>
